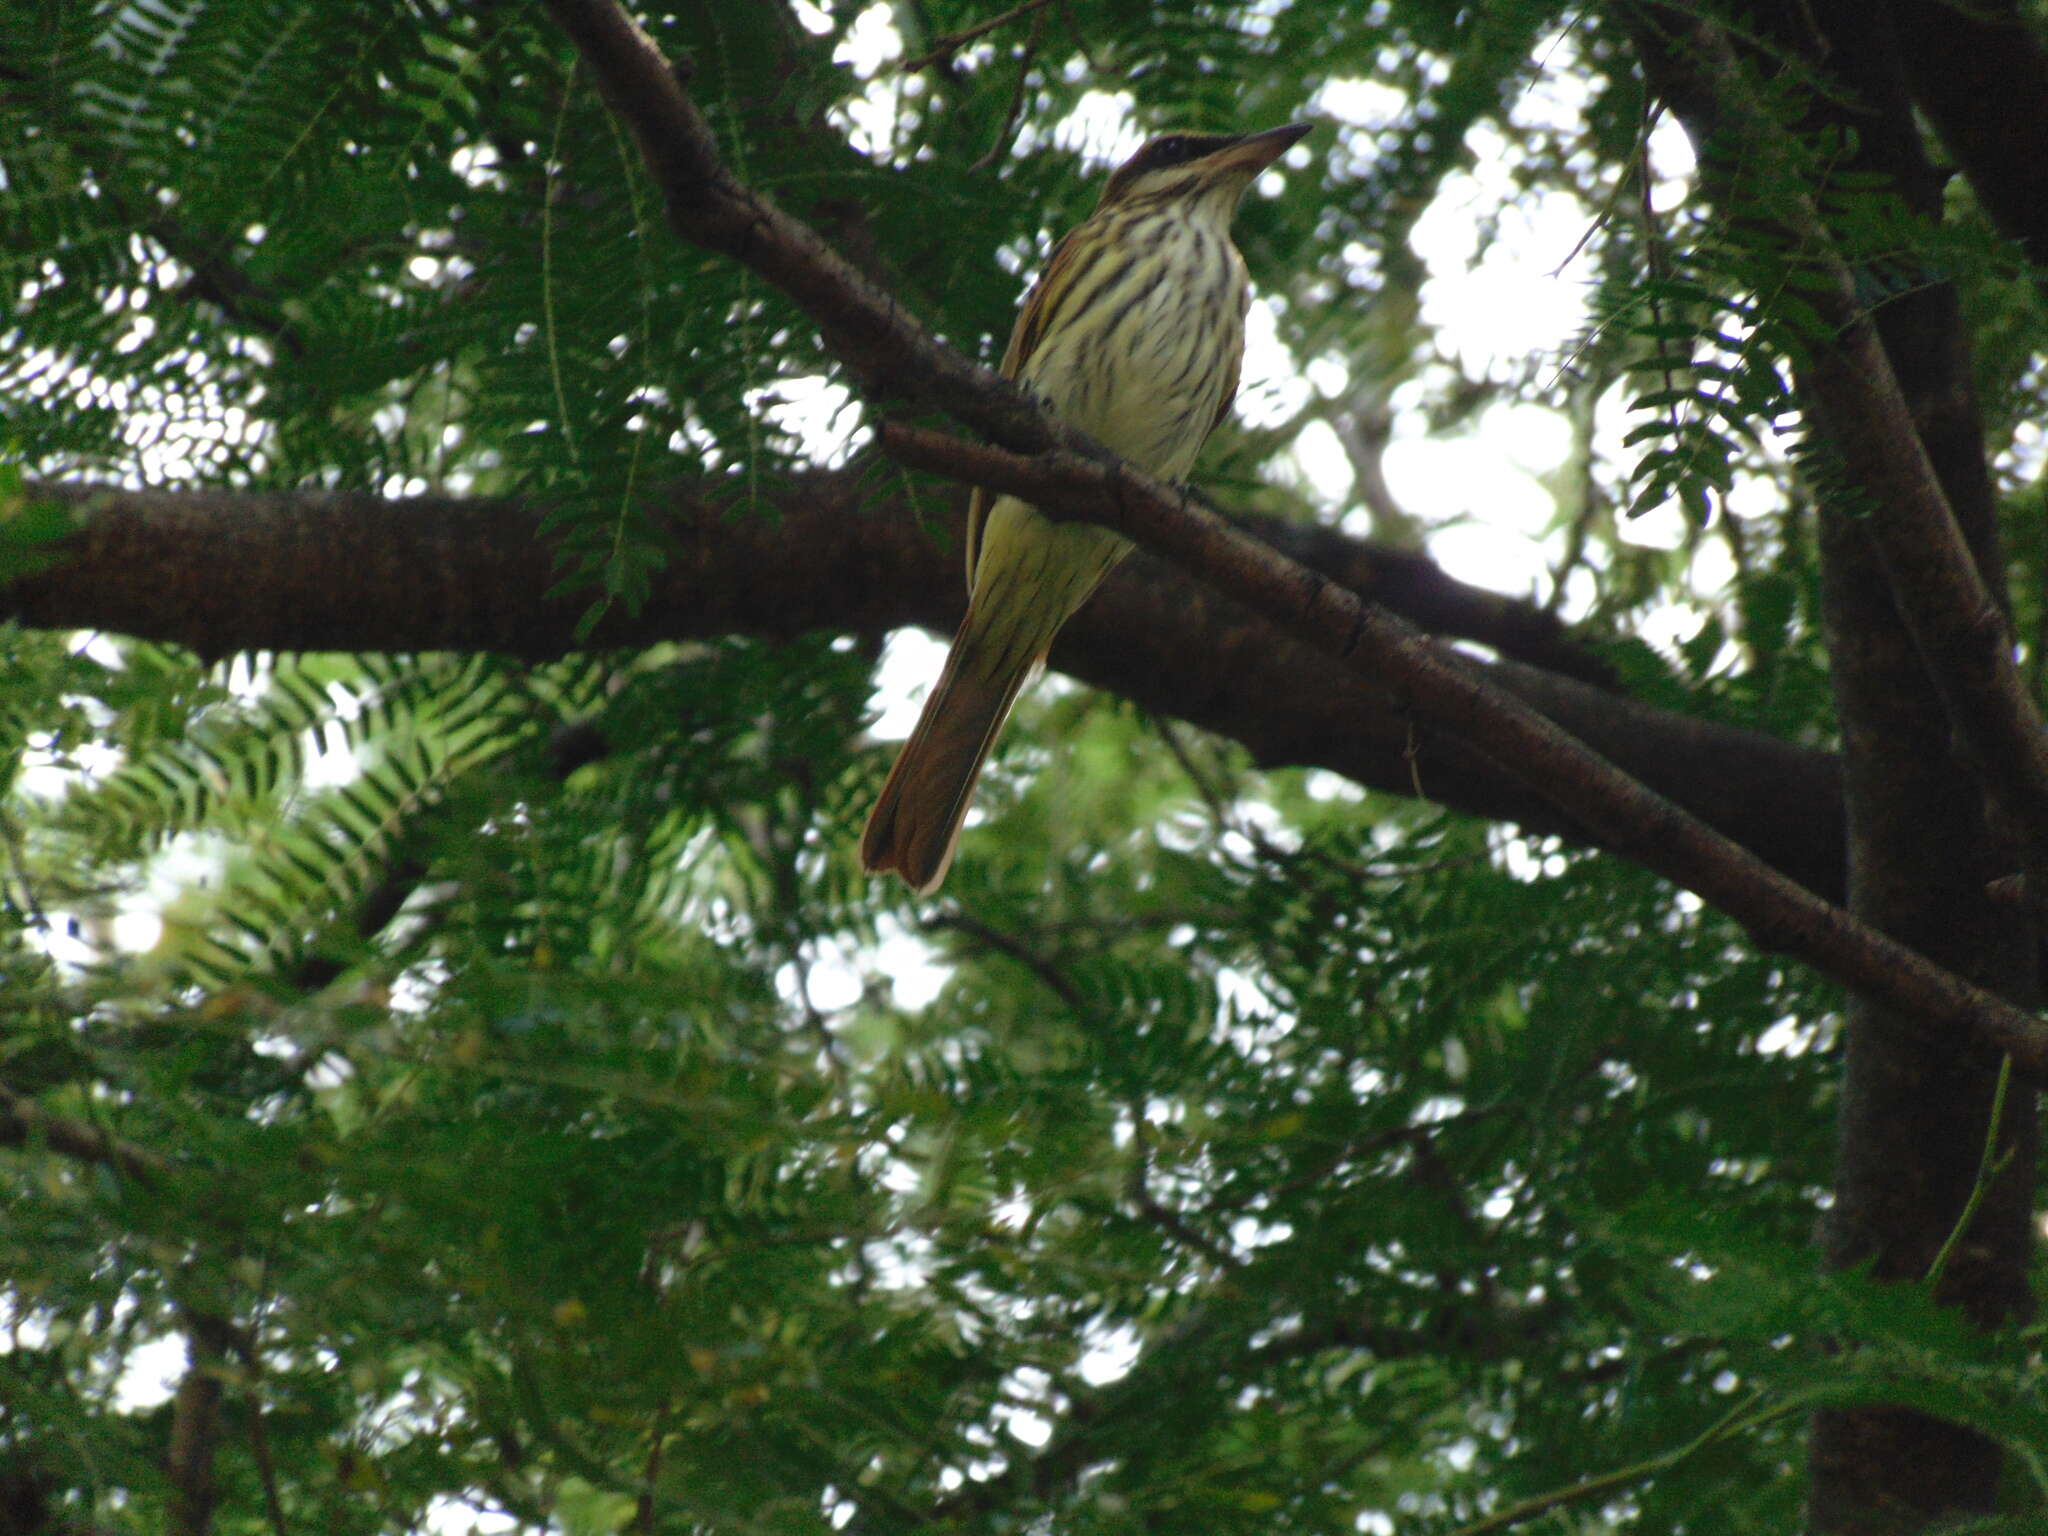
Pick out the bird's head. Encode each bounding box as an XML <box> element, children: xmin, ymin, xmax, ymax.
<box><xmin>1096</xmin><ymin>123</ymin><xmax>1312</xmax><ymax>218</ymax></box>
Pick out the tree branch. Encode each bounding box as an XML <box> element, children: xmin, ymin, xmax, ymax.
<box><xmin>9</xmin><ymin>473</ymin><xmax>1847</xmax><ymax>898</ymax></box>
<box><xmin>166</xmin><ymin>1328</ymin><xmax>225</xmax><ymax>1536</ymax></box>
<box><xmin>12</xmin><ymin>469</ymin><xmax>1607</xmax><ymax>676</ymax></box>
<box><xmin>540</xmin><ymin>0</ymin><xmax>1064</xmax><ymax>453</ymax></box>
<box><xmin>896</xmin><ymin>0</ymin><xmax>1058</xmax><ymax>73</ymax></box>
<box><xmin>433</xmin><ymin>0</ymin><xmax>2048</xmax><ymax>1075</ymax></box>
<box><xmin>0</xmin><ymin>1083</ymin><xmax>169</xmax><ymax>1182</ymax></box>
<box><xmin>877</xmin><ymin>420</ymin><xmax>2048</xmax><ymax>1080</ymax></box>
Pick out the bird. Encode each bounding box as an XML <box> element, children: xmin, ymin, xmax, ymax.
<box><xmin>861</xmin><ymin>122</ymin><xmax>1312</xmax><ymax>894</ymax></box>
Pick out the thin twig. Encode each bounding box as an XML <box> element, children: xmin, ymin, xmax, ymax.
<box><xmin>1153</xmin><ymin>718</ymin><xmax>1231</xmax><ymax>829</ymax></box>
<box><xmin>1446</xmin><ymin>1391</ymin><xmax>1812</xmax><ymax>1536</ymax></box>
<box><xmin>248</xmin><ymin>1402</ymin><xmax>289</xmax><ymax>1536</ymax></box>
<box><xmin>193</xmin><ymin>1304</ymin><xmax>290</xmax><ymax>1536</ymax></box>
<box><xmin>1126</xmin><ymin>1142</ymin><xmax>1241</xmax><ymax>1273</ymax></box>
<box><xmin>1547</xmin><ymin>101</ymin><xmax>1658</xmax><ymax>279</ymax></box>
<box><xmin>1156</xmin><ymin>717</ymin><xmax>1380</xmax><ymax>882</ymax></box>
<box><xmin>922</xmin><ymin>909</ymin><xmax>1084</xmax><ymax>1011</ymax></box>
<box><xmin>0</xmin><ymin>1083</ymin><xmax>169</xmax><ymax>1181</ymax></box>
<box><xmin>635</xmin><ymin>1406</ymin><xmax>670</xmax><ymax>1535</ymax></box>
<box><xmin>969</xmin><ymin>7</ymin><xmax>1042</xmax><ymax>172</ymax></box>
<box><xmin>897</xmin><ymin>0</ymin><xmax>1057</xmax><ymax>72</ymax></box>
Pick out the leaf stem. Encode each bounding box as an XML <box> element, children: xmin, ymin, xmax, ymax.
<box><xmin>1924</xmin><ymin>1052</ymin><xmax>2015</xmax><ymax>1292</ymax></box>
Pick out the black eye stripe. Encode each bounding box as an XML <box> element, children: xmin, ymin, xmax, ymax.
<box><xmin>1101</xmin><ymin>132</ymin><xmax>1241</xmax><ymax>204</ymax></box>
<box><xmin>1131</xmin><ymin>134</ymin><xmax>1234</xmax><ymax>174</ymax></box>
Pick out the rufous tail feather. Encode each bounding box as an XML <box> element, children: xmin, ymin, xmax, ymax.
<box><xmin>861</xmin><ymin>612</ymin><xmax>1041</xmax><ymax>896</ymax></box>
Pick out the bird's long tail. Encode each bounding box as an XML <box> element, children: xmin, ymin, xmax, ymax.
<box><xmin>864</xmin><ymin>499</ymin><xmax>1131</xmax><ymax>893</ymax></box>
<box><xmin>859</xmin><ymin>600</ymin><xmax>1043</xmax><ymax>896</ymax></box>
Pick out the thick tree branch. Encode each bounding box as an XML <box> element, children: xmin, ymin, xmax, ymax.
<box><xmin>8</xmin><ymin>472</ymin><xmax>1597</xmax><ymax>673</ymax></box>
<box><xmin>879</xmin><ymin>420</ymin><xmax>2048</xmax><ymax>1079</ymax></box>
<box><xmin>7</xmin><ymin>474</ymin><xmax>1845</xmax><ymax>899</ymax></box>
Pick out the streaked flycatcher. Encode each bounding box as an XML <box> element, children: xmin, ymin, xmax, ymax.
<box><xmin>863</xmin><ymin>123</ymin><xmax>1312</xmax><ymax>893</ymax></box>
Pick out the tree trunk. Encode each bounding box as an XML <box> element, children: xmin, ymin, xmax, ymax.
<box><xmin>1621</xmin><ymin>3</ymin><xmax>2041</xmax><ymax>1525</ymax></box>
<box><xmin>1810</xmin><ymin>511</ymin><xmax>2038</xmax><ymax>1530</ymax></box>
<box><xmin>1801</xmin><ymin>6</ymin><xmax>2038</xmax><ymax>1528</ymax></box>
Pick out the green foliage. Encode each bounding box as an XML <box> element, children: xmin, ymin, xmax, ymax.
<box><xmin>2</xmin><ymin>2</ymin><xmax>2045</xmax><ymax>1534</ymax></box>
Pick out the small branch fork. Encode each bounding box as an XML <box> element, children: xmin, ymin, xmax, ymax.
<box><xmin>538</xmin><ymin>0</ymin><xmax>2048</xmax><ymax>1080</ymax></box>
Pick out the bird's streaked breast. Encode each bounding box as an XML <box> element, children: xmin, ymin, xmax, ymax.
<box><xmin>1017</xmin><ymin>207</ymin><xmax>1249</xmax><ymax>481</ymax></box>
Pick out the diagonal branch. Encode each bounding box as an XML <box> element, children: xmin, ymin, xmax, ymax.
<box><xmin>540</xmin><ymin>0</ymin><xmax>1061</xmax><ymax>454</ymax></box>
<box><xmin>879</xmin><ymin>421</ymin><xmax>2048</xmax><ymax>1079</ymax></box>
<box><xmin>0</xmin><ymin>1082</ymin><xmax>169</xmax><ymax>1181</ymax></box>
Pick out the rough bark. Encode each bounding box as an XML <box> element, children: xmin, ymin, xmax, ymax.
<box><xmin>1793</xmin><ymin>7</ymin><xmax>2039</xmax><ymax>1527</ymax></box>
<box><xmin>7</xmin><ymin>474</ymin><xmax>1609</xmax><ymax>679</ymax></box>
